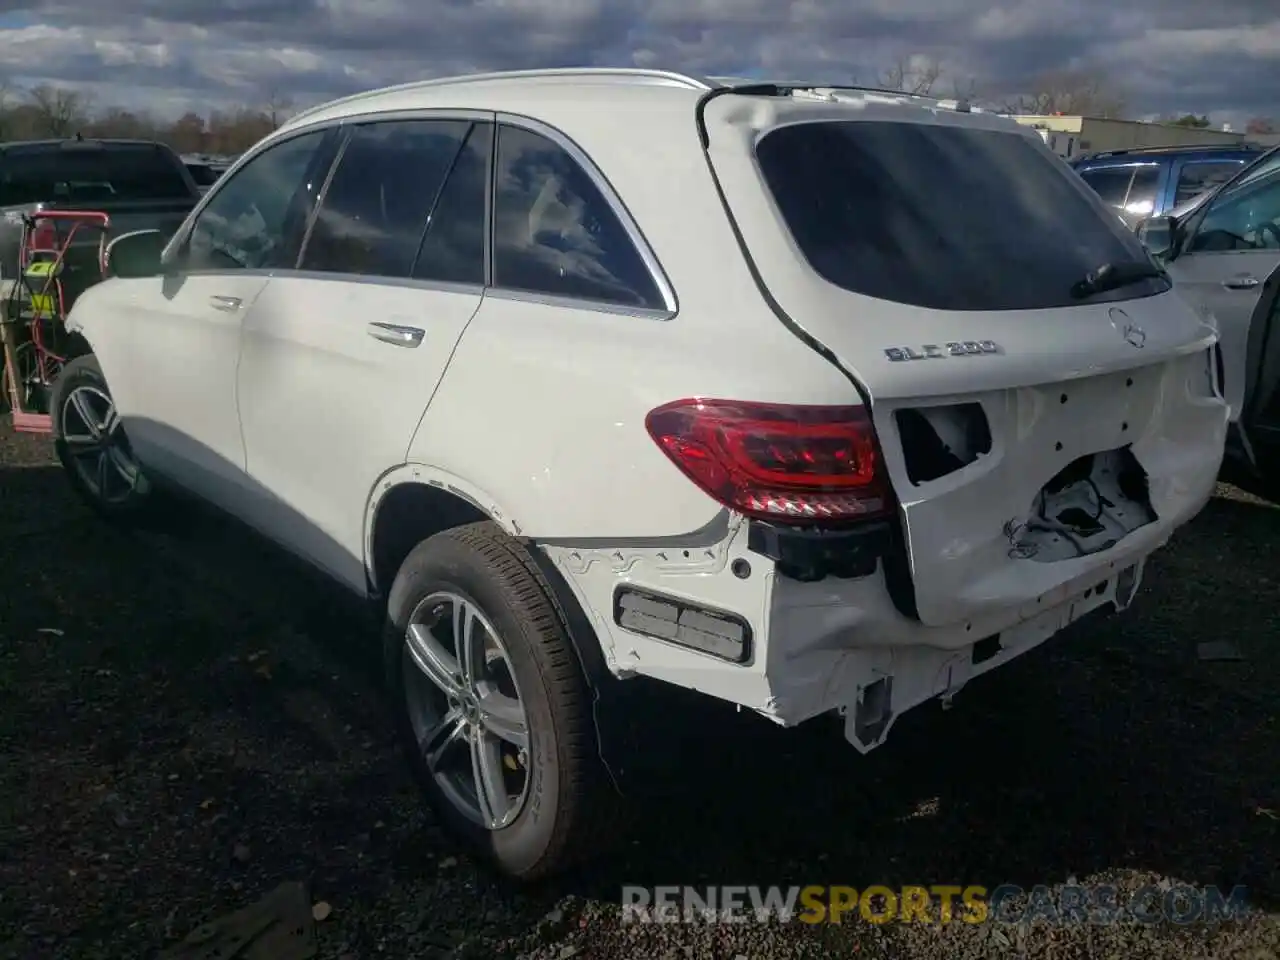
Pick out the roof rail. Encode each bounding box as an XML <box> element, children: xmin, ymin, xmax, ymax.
<box><xmin>287</xmin><ymin>67</ymin><xmax>716</xmax><ymax>125</ymax></box>
<box><xmin>1081</xmin><ymin>142</ymin><xmax>1261</xmax><ymax>160</ymax></box>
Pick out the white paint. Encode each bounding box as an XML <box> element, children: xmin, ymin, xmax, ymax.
<box><xmin>65</xmin><ymin>69</ymin><xmax>1230</xmax><ymax>755</ymax></box>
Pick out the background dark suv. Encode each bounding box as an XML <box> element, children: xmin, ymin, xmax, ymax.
<box><xmin>1071</xmin><ymin>143</ymin><xmax>1265</xmax><ymax>229</ymax></box>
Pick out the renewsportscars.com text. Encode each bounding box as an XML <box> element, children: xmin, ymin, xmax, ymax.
<box><xmin>620</xmin><ymin>884</ymin><xmax>1252</xmax><ymax>926</ymax></box>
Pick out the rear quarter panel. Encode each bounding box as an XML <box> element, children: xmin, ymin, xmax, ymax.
<box><xmin>403</xmin><ymin>98</ymin><xmax>864</xmax><ymax>540</ymax></box>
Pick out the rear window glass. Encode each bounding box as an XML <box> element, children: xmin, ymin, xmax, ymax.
<box><xmin>756</xmin><ymin>121</ymin><xmax>1162</xmax><ymax>312</ymax></box>
<box><xmin>0</xmin><ymin>144</ymin><xmax>192</xmax><ymax>206</ymax></box>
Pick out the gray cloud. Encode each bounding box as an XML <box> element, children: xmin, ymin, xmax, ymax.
<box><xmin>0</xmin><ymin>0</ymin><xmax>1275</xmax><ymax>125</ymax></box>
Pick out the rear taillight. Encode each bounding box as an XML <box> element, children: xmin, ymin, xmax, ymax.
<box><xmin>29</xmin><ymin>221</ymin><xmax>56</xmax><ymax>251</ymax></box>
<box><xmin>645</xmin><ymin>398</ymin><xmax>889</xmax><ymax>524</ymax></box>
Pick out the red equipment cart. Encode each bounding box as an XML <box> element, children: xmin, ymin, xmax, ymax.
<box><xmin>0</xmin><ymin>209</ymin><xmax>110</xmax><ymax>433</ymax></box>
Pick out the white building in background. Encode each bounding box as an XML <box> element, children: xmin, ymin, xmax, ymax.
<box><xmin>1012</xmin><ymin>114</ymin><xmax>1249</xmax><ymax>160</ymax></box>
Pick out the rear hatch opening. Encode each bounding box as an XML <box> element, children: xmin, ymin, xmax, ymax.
<box><xmin>1005</xmin><ymin>447</ymin><xmax>1156</xmax><ymax>563</ymax></box>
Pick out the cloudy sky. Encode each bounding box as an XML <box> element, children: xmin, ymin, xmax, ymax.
<box><xmin>0</xmin><ymin>0</ymin><xmax>1276</xmax><ymax>127</ymax></box>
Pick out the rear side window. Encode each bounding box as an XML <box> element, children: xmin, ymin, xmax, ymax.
<box><xmin>0</xmin><ymin>144</ymin><xmax>192</xmax><ymax>205</ymax></box>
<box><xmin>492</xmin><ymin>124</ymin><xmax>664</xmax><ymax>309</ymax></box>
<box><xmin>1174</xmin><ymin>160</ymin><xmax>1245</xmax><ymax>207</ymax></box>
<box><xmin>1078</xmin><ymin>167</ymin><xmax>1135</xmax><ymax>207</ymax></box>
<box><xmin>1122</xmin><ymin>165</ymin><xmax>1160</xmax><ymax>217</ymax></box>
<box><xmin>301</xmin><ymin>119</ymin><xmax>470</xmax><ymax>279</ymax></box>
<box><xmin>756</xmin><ymin>121</ymin><xmax>1159</xmax><ymax>312</ymax></box>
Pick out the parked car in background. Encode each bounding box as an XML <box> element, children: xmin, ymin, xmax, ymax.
<box><xmin>0</xmin><ymin>138</ymin><xmax>203</xmax><ymax>303</ymax></box>
<box><xmin>1138</xmin><ymin>145</ymin><xmax>1280</xmax><ymax>489</ymax></box>
<box><xmin>1234</xmin><ymin>262</ymin><xmax>1280</xmax><ymax>496</ymax></box>
<box><xmin>1072</xmin><ymin>143</ymin><xmax>1264</xmax><ymax>230</ymax></box>
<box><xmin>51</xmin><ymin>69</ymin><xmax>1228</xmax><ymax>880</ymax></box>
<box><xmin>182</xmin><ymin>159</ymin><xmax>222</xmax><ymax>193</ymax></box>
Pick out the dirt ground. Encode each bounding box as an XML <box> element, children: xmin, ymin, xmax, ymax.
<box><xmin>0</xmin><ymin>422</ymin><xmax>1277</xmax><ymax>959</ymax></box>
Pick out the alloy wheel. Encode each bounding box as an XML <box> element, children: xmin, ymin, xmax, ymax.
<box><xmin>403</xmin><ymin>591</ymin><xmax>532</xmax><ymax>830</ymax></box>
<box><xmin>60</xmin><ymin>385</ymin><xmax>142</xmax><ymax>504</ymax></box>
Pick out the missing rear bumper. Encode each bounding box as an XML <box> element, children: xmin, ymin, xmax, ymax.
<box><xmin>1008</xmin><ymin>447</ymin><xmax>1157</xmax><ymax>562</ymax></box>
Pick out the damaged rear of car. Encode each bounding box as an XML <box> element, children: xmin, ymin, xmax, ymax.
<box><xmin>650</xmin><ymin>86</ymin><xmax>1228</xmax><ymax>749</ymax></box>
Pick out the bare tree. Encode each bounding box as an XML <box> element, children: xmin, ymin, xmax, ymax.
<box><xmin>877</xmin><ymin>55</ymin><xmax>945</xmax><ymax>96</ymax></box>
<box><xmin>262</xmin><ymin>88</ymin><xmax>295</xmax><ymax>131</ymax></box>
<box><xmin>0</xmin><ymin>81</ymin><xmax>298</xmax><ymax>154</ymax></box>
<box><xmin>168</xmin><ymin>111</ymin><xmax>208</xmax><ymax>153</ymax></box>
<box><xmin>1001</xmin><ymin>68</ymin><xmax>1128</xmax><ymax>119</ymax></box>
<box><xmin>27</xmin><ymin>84</ymin><xmax>91</xmax><ymax>137</ymax></box>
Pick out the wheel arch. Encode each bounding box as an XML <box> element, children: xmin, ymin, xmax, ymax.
<box><xmin>365</xmin><ymin>467</ymin><xmax>508</xmax><ymax>599</ymax></box>
<box><xmin>365</xmin><ymin>465</ymin><xmax>628</xmax><ymax>789</ymax></box>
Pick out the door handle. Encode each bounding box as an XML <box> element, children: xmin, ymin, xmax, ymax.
<box><xmin>208</xmin><ymin>295</ymin><xmax>242</xmax><ymax>311</ymax></box>
<box><xmin>367</xmin><ymin>321</ymin><xmax>425</xmax><ymax>347</ymax></box>
<box><xmin>1222</xmin><ymin>276</ymin><xmax>1259</xmax><ymax>290</ymax></box>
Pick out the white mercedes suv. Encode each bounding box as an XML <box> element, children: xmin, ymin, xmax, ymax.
<box><xmin>50</xmin><ymin>68</ymin><xmax>1229</xmax><ymax>879</ymax></box>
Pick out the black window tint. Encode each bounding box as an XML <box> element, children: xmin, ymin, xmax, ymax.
<box><xmin>186</xmin><ymin>162</ymin><xmax>220</xmax><ymax>186</ymax></box>
<box><xmin>756</xmin><ymin>122</ymin><xmax>1159</xmax><ymax>312</ymax></box>
<box><xmin>188</xmin><ymin>131</ymin><xmax>329</xmax><ymax>272</ymax></box>
<box><xmin>1122</xmin><ymin>165</ymin><xmax>1160</xmax><ymax>217</ymax></box>
<box><xmin>1175</xmin><ymin>160</ymin><xmax>1244</xmax><ymax>207</ymax></box>
<box><xmin>412</xmin><ymin>121</ymin><xmax>490</xmax><ymax>286</ymax></box>
<box><xmin>492</xmin><ymin>124</ymin><xmax>664</xmax><ymax>309</ymax></box>
<box><xmin>1188</xmin><ymin>167</ymin><xmax>1280</xmax><ymax>253</ymax></box>
<box><xmin>0</xmin><ymin>144</ymin><xmax>192</xmax><ymax>206</ymax></box>
<box><xmin>301</xmin><ymin>120</ymin><xmax>468</xmax><ymax>278</ymax></box>
<box><xmin>1079</xmin><ymin>167</ymin><xmax>1135</xmax><ymax>207</ymax></box>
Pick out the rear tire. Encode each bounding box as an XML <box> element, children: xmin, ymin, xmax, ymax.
<box><xmin>384</xmin><ymin>521</ymin><xmax>616</xmax><ymax>880</ymax></box>
<box><xmin>51</xmin><ymin>354</ymin><xmax>156</xmax><ymax>522</ymax></box>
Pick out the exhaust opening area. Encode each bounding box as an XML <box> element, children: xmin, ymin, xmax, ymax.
<box><xmin>1007</xmin><ymin>447</ymin><xmax>1157</xmax><ymax>563</ymax></box>
<box><xmin>896</xmin><ymin>403</ymin><xmax>992</xmax><ymax>484</ymax></box>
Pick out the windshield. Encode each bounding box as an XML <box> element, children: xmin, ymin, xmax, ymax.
<box><xmin>0</xmin><ymin>144</ymin><xmax>192</xmax><ymax>206</ymax></box>
<box><xmin>755</xmin><ymin>120</ymin><xmax>1165</xmax><ymax>311</ymax></box>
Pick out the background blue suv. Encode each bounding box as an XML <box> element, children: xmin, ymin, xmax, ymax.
<box><xmin>1071</xmin><ymin>143</ymin><xmax>1265</xmax><ymax>229</ymax></box>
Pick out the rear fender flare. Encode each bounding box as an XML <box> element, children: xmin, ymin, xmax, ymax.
<box><xmin>361</xmin><ymin>463</ymin><xmax>524</xmax><ymax>589</ymax></box>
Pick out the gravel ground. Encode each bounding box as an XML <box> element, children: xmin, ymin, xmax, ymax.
<box><xmin>0</xmin><ymin>422</ymin><xmax>1277</xmax><ymax>960</ymax></box>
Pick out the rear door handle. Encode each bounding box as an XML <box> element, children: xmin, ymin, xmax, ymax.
<box><xmin>367</xmin><ymin>321</ymin><xmax>425</xmax><ymax>347</ymax></box>
<box><xmin>208</xmin><ymin>295</ymin><xmax>242</xmax><ymax>311</ymax></box>
<box><xmin>1222</xmin><ymin>276</ymin><xmax>1259</xmax><ymax>290</ymax></box>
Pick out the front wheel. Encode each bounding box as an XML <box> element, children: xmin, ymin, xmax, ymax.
<box><xmin>384</xmin><ymin>521</ymin><xmax>616</xmax><ymax>880</ymax></box>
<box><xmin>50</xmin><ymin>354</ymin><xmax>155</xmax><ymax>520</ymax></box>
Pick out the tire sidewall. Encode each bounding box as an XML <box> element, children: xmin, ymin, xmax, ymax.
<box><xmin>384</xmin><ymin>537</ymin><xmax>567</xmax><ymax>876</ymax></box>
<box><xmin>51</xmin><ymin>354</ymin><xmax>153</xmax><ymax>516</ymax></box>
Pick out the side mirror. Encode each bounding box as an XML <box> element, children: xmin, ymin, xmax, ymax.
<box><xmin>104</xmin><ymin>229</ymin><xmax>167</xmax><ymax>279</ymax></box>
<box><xmin>1136</xmin><ymin>215</ymin><xmax>1176</xmax><ymax>261</ymax></box>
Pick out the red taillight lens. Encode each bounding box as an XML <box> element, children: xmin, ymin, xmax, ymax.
<box><xmin>29</xmin><ymin>221</ymin><xmax>56</xmax><ymax>251</ymax></box>
<box><xmin>645</xmin><ymin>398</ymin><xmax>889</xmax><ymax>524</ymax></box>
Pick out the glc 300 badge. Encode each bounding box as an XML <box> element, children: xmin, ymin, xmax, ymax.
<box><xmin>884</xmin><ymin>341</ymin><xmax>1003</xmax><ymax>361</ymax></box>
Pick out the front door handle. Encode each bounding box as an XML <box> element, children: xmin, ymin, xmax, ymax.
<box><xmin>367</xmin><ymin>321</ymin><xmax>425</xmax><ymax>347</ymax></box>
<box><xmin>1222</xmin><ymin>275</ymin><xmax>1259</xmax><ymax>290</ymax></box>
<box><xmin>208</xmin><ymin>295</ymin><xmax>242</xmax><ymax>311</ymax></box>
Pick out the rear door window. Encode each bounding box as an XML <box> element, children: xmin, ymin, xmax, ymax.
<box><xmin>755</xmin><ymin>121</ymin><xmax>1162</xmax><ymax>311</ymax></box>
<box><xmin>1174</xmin><ymin>160</ymin><xmax>1247</xmax><ymax>207</ymax></box>
<box><xmin>1078</xmin><ymin>167</ymin><xmax>1135</xmax><ymax>208</ymax></box>
<box><xmin>0</xmin><ymin>144</ymin><xmax>192</xmax><ymax>205</ymax></box>
<box><xmin>300</xmin><ymin>119</ymin><xmax>470</xmax><ymax>279</ymax></box>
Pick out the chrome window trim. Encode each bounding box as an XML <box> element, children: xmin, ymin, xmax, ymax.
<box><xmin>491</xmin><ymin>111</ymin><xmax>679</xmax><ymax>317</ymax></box>
<box><xmin>166</xmin><ymin>109</ymin><xmax>496</xmax><ymax>262</ymax></box>
<box><xmin>169</xmin><ymin>106</ymin><xmax>679</xmax><ymax>321</ymax></box>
